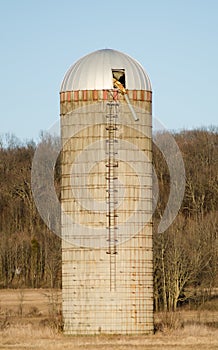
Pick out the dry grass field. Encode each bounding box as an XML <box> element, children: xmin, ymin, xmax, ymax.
<box><xmin>0</xmin><ymin>289</ymin><xmax>218</xmax><ymax>350</ymax></box>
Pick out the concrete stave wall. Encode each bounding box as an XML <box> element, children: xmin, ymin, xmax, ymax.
<box><xmin>61</xmin><ymin>93</ymin><xmax>153</xmax><ymax>334</ymax></box>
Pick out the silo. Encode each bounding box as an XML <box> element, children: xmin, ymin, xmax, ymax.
<box><xmin>60</xmin><ymin>49</ymin><xmax>153</xmax><ymax>334</ymax></box>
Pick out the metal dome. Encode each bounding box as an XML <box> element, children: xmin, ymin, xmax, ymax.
<box><xmin>60</xmin><ymin>49</ymin><xmax>152</xmax><ymax>92</ymax></box>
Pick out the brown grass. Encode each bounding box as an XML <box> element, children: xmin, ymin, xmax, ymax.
<box><xmin>0</xmin><ymin>324</ymin><xmax>218</xmax><ymax>350</ymax></box>
<box><xmin>0</xmin><ymin>289</ymin><xmax>218</xmax><ymax>350</ymax></box>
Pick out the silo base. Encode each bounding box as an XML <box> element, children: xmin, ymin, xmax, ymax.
<box><xmin>62</xmin><ymin>240</ymin><xmax>154</xmax><ymax>335</ymax></box>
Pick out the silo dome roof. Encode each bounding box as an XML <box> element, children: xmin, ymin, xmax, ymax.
<box><xmin>60</xmin><ymin>49</ymin><xmax>151</xmax><ymax>92</ymax></box>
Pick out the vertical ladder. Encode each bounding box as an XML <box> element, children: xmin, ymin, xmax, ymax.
<box><xmin>105</xmin><ymin>101</ymin><xmax>119</xmax><ymax>291</ymax></box>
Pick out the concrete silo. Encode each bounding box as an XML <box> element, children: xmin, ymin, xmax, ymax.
<box><xmin>60</xmin><ymin>49</ymin><xmax>153</xmax><ymax>334</ymax></box>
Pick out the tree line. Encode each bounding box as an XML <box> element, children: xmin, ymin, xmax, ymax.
<box><xmin>153</xmin><ymin>128</ymin><xmax>218</xmax><ymax>310</ymax></box>
<box><xmin>0</xmin><ymin>128</ymin><xmax>217</xmax><ymax>311</ymax></box>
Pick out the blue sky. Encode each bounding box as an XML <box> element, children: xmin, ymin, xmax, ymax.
<box><xmin>0</xmin><ymin>0</ymin><xmax>217</xmax><ymax>142</ymax></box>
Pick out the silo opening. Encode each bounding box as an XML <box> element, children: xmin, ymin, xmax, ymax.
<box><xmin>112</xmin><ymin>69</ymin><xmax>126</xmax><ymax>88</ymax></box>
